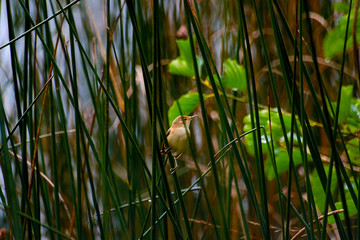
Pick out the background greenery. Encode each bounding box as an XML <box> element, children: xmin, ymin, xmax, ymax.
<box><xmin>0</xmin><ymin>0</ymin><xmax>359</xmax><ymax>239</ymax></box>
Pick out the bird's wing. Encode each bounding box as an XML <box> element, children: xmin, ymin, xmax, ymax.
<box><xmin>160</xmin><ymin>128</ymin><xmax>171</xmax><ymax>154</ymax></box>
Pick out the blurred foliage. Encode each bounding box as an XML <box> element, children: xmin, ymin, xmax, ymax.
<box><xmin>206</xmin><ymin>58</ymin><xmax>247</xmax><ymax>91</ymax></box>
<box><xmin>169</xmin><ymin>38</ymin><xmax>204</xmax><ymax>78</ymax></box>
<box><xmin>323</xmin><ymin>3</ymin><xmax>360</xmax><ymax>58</ymax></box>
<box><xmin>168</xmin><ymin>92</ymin><xmax>211</xmax><ymax>123</ymax></box>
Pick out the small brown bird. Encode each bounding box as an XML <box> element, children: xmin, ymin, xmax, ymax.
<box><xmin>161</xmin><ymin>115</ymin><xmax>197</xmax><ymax>172</ymax></box>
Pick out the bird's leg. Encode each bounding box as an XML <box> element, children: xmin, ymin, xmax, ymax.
<box><xmin>170</xmin><ymin>153</ymin><xmax>183</xmax><ymax>174</ymax></box>
<box><xmin>170</xmin><ymin>161</ymin><xmax>177</xmax><ymax>174</ymax></box>
<box><xmin>161</xmin><ymin>146</ymin><xmax>171</xmax><ymax>155</ymax></box>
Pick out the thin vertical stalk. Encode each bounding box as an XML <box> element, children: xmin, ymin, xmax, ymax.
<box><xmin>151</xmin><ymin>0</ymin><xmax>159</xmax><ymax>238</ymax></box>
<box><xmin>321</xmin><ymin>0</ymin><xmax>354</xmax><ymax>238</ymax></box>
<box><xmin>66</xmin><ymin>1</ymin><xmax>83</xmax><ymax>237</ymax></box>
<box><xmin>298</xmin><ymin>0</ymin><xmax>316</xmax><ymax>238</ymax></box>
<box><xmin>184</xmin><ymin>3</ymin><xmax>230</xmax><ymax>239</ymax></box>
<box><xmin>184</xmin><ymin>4</ymin><xmax>221</xmax><ymax>238</ymax></box>
<box><xmin>0</xmin><ymin>96</ymin><xmax>22</xmax><ymax>240</ymax></box>
<box><xmin>126</xmin><ymin>1</ymin><xmax>193</xmax><ymax>239</ymax></box>
<box><xmin>272</xmin><ymin>2</ymin><xmax>356</xmax><ymax>235</ymax></box>
<box><xmin>304</xmin><ymin>0</ymin><xmax>351</xmax><ymax>238</ymax></box>
<box><xmin>186</xmin><ymin>1</ymin><xmax>268</xmax><ymax>238</ymax></box>
<box><xmin>244</xmin><ymin>0</ymin><xmax>270</xmax><ymax>234</ymax></box>
<box><xmin>102</xmin><ymin>0</ymin><xmax>112</xmax><ymax>236</ymax></box>
<box><xmin>274</xmin><ymin>0</ymin><xmax>358</xmax><ymax>204</ymax></box>
<box><xmin>49</xmin><ymin>82</ymin><xmax>61</xmax><ymax>236</ymax></box>
<box><xmin>22</xmin><ymin>0</ymin><xmax>31</xmax><ymax>236</ymax></box>
<box><xmin>4</xmin><ymin>2</ymin><xmax>24</xmax><ymax>238</ymax></box>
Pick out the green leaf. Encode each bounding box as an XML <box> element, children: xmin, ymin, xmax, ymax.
<box><xmin>330</xmin><ymin>85</ymin><xmax>353</xmax><ymax>124</ymax></box>
<box><xmin>347</xmin><ymin>138</ymin><xmax>360</xmax><ymax>164</ymax></box>
<box><xmin>347</xmin><ymin>97</ymin><xmax>360</xmax><ymax>133</ymax></box>
<box><xmin>327</xmin><ymin>200</ymin><xmax>358</xmax><ymax>224</ymax></box>
<box><xmin>168</xmin><ymin>39</ymin><xmax>203</xmax><ymax>78</ymax></box>
<box><xmin>265</xmin><ymin>149</ymin><xmax>304</xmax><ymax>180</ymax></box>
<box><xmin>222</xmin><ymin>59</ymin><xmax>246</xmax><ymax>90</ymax></box>
<box><xmin>310</xmin><ymin>165</ymin><xmax>337</xmax><ymax>212</ymax></box>
<box><xmin>323</xmin><ymin>13</ymin><xmax>360</xmax><ymax>58</ymax></box>
<box><xmin>349</xmin><ymin>97</ymin><xmax>360</xmax><ymax>124</ymax></box>
<box><xmin>243</xmin><ymin>133</ymin><xmax>270</xmax><ymax>156</ymax></box>
<box><xmin>207</xmin><ymin>74</ymin><xmax>221</xmax><ymax>86</ymax></box>
<box><xmin>243</xmin><ymin>109</ymin><xmax>292</xmax><ymax>145</ymax></box>
<box><xmin>168</xmin><ymin>92</ymin><xmax>210</xmax><ymax>123</ymax></box>
<box><xmin>206</xmin><ymin>59</ymin><xmax>246</xmax><ymax>91</ymax></box>
<box><xmin>243</xmin><ymin>108</ymin><xmax>295</xmax><ymax>157</ymax></box>
<box><xmin>333</xmin><ymin>2</ymin><xmax>350</xmax><ymax>14</ymax></box>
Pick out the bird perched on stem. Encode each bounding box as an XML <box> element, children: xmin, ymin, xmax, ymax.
<box><xmin>161</xmin><ymin>115</ymin><xmax>197</xmax><ymax>173</ymax></box>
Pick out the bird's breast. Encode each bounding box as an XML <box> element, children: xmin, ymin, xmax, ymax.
<box><xmin>167</xmin><ymin>127</ymin><xmax>190</xmax><ymax>156</ymax></box>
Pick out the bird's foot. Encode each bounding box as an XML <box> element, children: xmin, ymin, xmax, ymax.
<box><xmin>170</xmin><ymin>166</ymin><xmax>177</xmax><ymax>174</ymax></box>
<box><xmin>161</xmin><ymin>147</ymin><xmax>171</xmax><ymax>155</ymax></box>
<box><xmin>170</xmin><ymin>159</ymin><xmax>178</xmax><ymax>174</ymax></box>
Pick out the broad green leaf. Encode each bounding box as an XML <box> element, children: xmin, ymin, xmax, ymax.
<box><xmin>206</xmin><ymin>59</ymin><xmax>246</xmax><ymax>91</ymax></box>
<box><xmin>222</xmin><ymin>59</ymin><xmax>246</xmax><ymax>90</ymax></box>
<box><xmin>243</xmin><ymin>109</ymin><xmax>292</xmax><ymax>144</ymax></box>
<box><xmin>345</xmin><ymin>178</ymin><xmax>358</xmax><ymax>202</ymax></box>
<box><xmin>168</xmin><ymin>39</ymin><xmax>203</xmax><ymax>78</ymax></box>
<box><xmin>265</xmin><ymin>149</ymin><xmax>304</xmax><ymax>180</ymax></box>
<box><xmin>348</xmin><ymin>98</ymin><xmax>360</xmax><ymax>133</ymax></box>
<box><xmin>310</xmin><ymin>166</ymin><xmax>337</xmax><ymax>213</ymax></box>
<box><xmin>350</xmin><ymin>98</ymin><xmax>360</xmax><ymax>120</ymax></box>
<box><xmin>323</xmin><ymin>13</ymin><xmax>360</xmax><ymax>58</ymax></box>
<box><xmin>279</xmin><ymin>133</ymin><xmax>301</xmax><ymax>146</ymax></box>
<box><xmin>330</xmin><ymin>85</ymin><xmax>353</xmax><ymax>124</ymax></box>
<box><xmin>243</xmin><ymin>133</ymin><xmax>270</xmax><ymax>156</ymax></box>
<box><xmin>330</xmin><ymin>179</ymin><xmax>359</xmax><ymax>225</ymax></box>
<box><xmin>333</xmin><ymin>2</ymin><xmax>350</xmax><ymax>14</ymax></box>
<box><xmin>327</xmin><ymin>200</ymin><xmax>358</xmax><ymax>224</ymax></box>
<box><xmin>206</xmin><ymin>74</ymin><xmax>221</xmax><ymax>86</ymax></box>
<box><xmin>347</xmin><ymin>138</ymin><xmax>360</xmax><ymax>164</ymax></box>
<box><xmin>168</xmin><ymin>92</ymin><xmax>210</xmax><ymax>123</ymax></box>
<box><xmin>243</xmin><ymin>108</ymin><xmax>295</xmax><ymax>157</ymax></box>
<box><xmin>347</xmin><ymin>117</ymin><xmax>360</xmax><ymax>133</ymax></box>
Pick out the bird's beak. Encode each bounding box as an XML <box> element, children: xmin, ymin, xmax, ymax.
<box><xmin>189</xmin><ymin>114</ymin><xmax>198</xmax><ymax>120</ymax></box>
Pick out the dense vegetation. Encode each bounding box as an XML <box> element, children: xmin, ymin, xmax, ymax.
<box><xmin>0</xmin><ymin>0</ymin><xmax>359</xmax><ymax>239</ymax></box>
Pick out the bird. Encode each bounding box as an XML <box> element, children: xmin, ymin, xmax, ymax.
<box><xmin>161</xmin><ymin>115</ymin><xmax>197</xmax><ymax>173</ymax></box>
